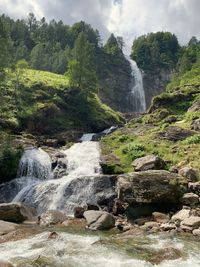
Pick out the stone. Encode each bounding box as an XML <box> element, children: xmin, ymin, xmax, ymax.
<box><xmin>0</xmin><ymin>261</ymin><xmax>14</xmax><ymax>267</ymax></box>
<box><xmin>188</xmin><ymin>182</ymin><xmax>200</xmax><ymax>194</ymax></box>
<box><xmin>0</xmin><ymin>220</ymin><xmax>18</xmax><ymax>235</ymax></box>
<box><xmin>181</xmin><ymin>216</ymin><xmax>200</xmax><ymax>229</ymax></box>
<box><xmin>53</xmin><ymin>157</ymin><xmax>68</xmax><ymax>179</ymax></box>
<box><xmin>83</xmin><ymin>210</ymin><xmax>115</xmax><ymax>230</ymax></box>
<box><xmin>144</xmin><ymin>221</ymin><xmax>159</xmax><ymax>229</ymax></box>
<box><xmin>171</xmin><ymin>209</ymin><xmax>191</xmax><ymax>222</ymax></box>
<box><xmin>191</xmin><ymin>119</ymin><xmax>200</xmax><ymax>131</ymax></box>
<box><xmin>169</xmin><ymin>165</ymin><xmax>178</xmax><ymax>173</ymax></box>
<box><xmin>180</xmin><ymin>193</ymin><xmax>199</xmax><ymax>206</ymax></box>
<box><xmin>192</xmin><ymin>228</ymin><xmax>200</xmax><ymax>236</ymax></box>
<box><xmin>112</xmin><ymin>200</ymin><xmax>126</xmax><ymax>215</ymax></box>
<box><xmin>40</xmin><ymin>210</ymin><xmax>67</xmax><ymax>226</ymax></box>
<box><xmin>180</xmin><ymin>225</ymin><xmax>193</xmax><ymax>232</ymax></box>
<box><xmin>187</xmin><ymin>100</ymin><xmax>200</xmax><ymax>112</ymax></box>
<box><xmin>160</xmin><ymin>223</ymin><xmax>176</xmax><ymax>231</ymax></box>
<box><xmin>178</xmin><ymin>167</ymin><xmax>198</xmax><ymax>181</ymax></box>
<box><xmin>152</xmin><ymin>212</ymin><xmax>169</xmax><ymax>223</ymax></box>
<box><xmin>160</xmin><ymin>126</ymin><xmax>196</xmax><ymax>141</ymax></box>
<box><xmin>134</xmin><ymin>217</ymin><xmax>151</xmax><ymax>226</ymax></box>
<box><xmin>0</xmin><ymin>203</ymin><xmax>37</xmax><ymax>223</ymax></box>
<box><xmin>132</xmin><ymin>155</ymin><xmax>165</xmax><ymax>171</ymax></box>
<box><xmin>48</xmin><ymin>231</ymin><xmax>58</xmax><ymax>239</ymax></box>
<box><xmin>74</xmin><ymin>206</ymin><xmax>85</xmax><ymax>218</ymax></box>
<box><xmin>117</xmin><ymin>170</ymin><xmax>187</xmax><ymax>205</ymax></box>
<box><xmin>62</xmin><ymin>218</ymin><xmax>86</xmax><ymax>229</ymax></box>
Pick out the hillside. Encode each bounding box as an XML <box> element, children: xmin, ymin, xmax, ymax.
<box><xmin>100</xmin><ymin>65</ymin><xmax>200</xmax><ymax>175</ymax></box>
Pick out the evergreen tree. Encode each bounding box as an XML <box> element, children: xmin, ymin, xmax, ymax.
<box><xmin>104</xmin><ymin>33</ymin><xmax>122</xmax><ymax>55</ymax></box>
<box><xmin>67</xmin><ymin>32</ymin><xmax>97</xmax><ymax>97</ymax></box>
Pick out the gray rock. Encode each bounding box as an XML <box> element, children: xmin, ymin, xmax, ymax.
<box><xmin>83</xmin><ymin>210</ymin><xmax>115</xmax><ymax>230</ymax></box>
<box><xmin>160</xmin><ymin>126</ymin><xmax>196</xmax><ymax>141</ymax></box>
<box><xmin>181</xmin><ymin>216</ymin><xmax>200</xmax><ymax>229</ymax></box>
<box><xmin>40</xmin><ymin>210</ymin><xmax>67</xmax><ymax>226</ymax></box>
<box><xmin>180</xmin><ymin>193</ymin><xmax>199</xmax><ymax>206</ymax></box>
<box><xmin>171</xmin><ymin>209</ymin><xmax>191</xmax><ymax>222</ymax></box>
<box><xmin>160</xmin><ymin>223</ymin><xmax>176</xmax><ymax>231</ymax></box>
<box><xmin>117</xmin><ymin>170</ymin><xmax>187</xmax><ymax>205</ymax></box>
<box><xmin>0</xmin><ymin>220</ymin><xmax>18</xmax><ymax>235</ymax></box>
<box><xmin>0</xmin><ymin>203</ymin><xmax>36</xmax><ymax>223</ymax></box>
<box><xmin>132</xmin><ymin>155</ymin><xmax>165</xmax><ymax>171</ymax></box>
<box><xmin>144</xmin><ymin>221</ymin><xmax>159</xmax><ymax>229</ymax></box>
<box><xmin>192</xmin><ymin>228</ymin><xmax>200</xmax><ymax>236</ymax></box>
<box><xmin>178</xmin><ymin>167</ymin><xmax>198</xmax><ymax>181</ymax></box>
<box><xmin>53</xmin><ymin>157</ymin><xmax>68</xmax><ymax>179</ymax></box>
<box><xmin>187</xmin><ymin>100</ymin><xmax>200</xmax><ymax>112</ymax></box>
<box><xmin>188</xmin><ymin>182</ymin><xmax>200</xmax><ymax>195</ymax></box>
<box><xmin>191</xmin><ymin>119</ymin><xmax>200</xmax><ymax>131</ymax></box>
<box><xmin>74</xmin><ymin>206</ymin><xmax>85</xmax><ymax>218</ymax></box>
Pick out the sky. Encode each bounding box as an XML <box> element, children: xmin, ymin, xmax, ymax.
<box><xmin>0</xmin><ymin>0</ymin><xmax>199</xmax><ymax>52</ymax></box>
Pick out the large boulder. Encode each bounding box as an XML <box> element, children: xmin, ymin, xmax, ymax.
<box><xmin>83</xmin><ymin>210</ymin><xmax>115</xmax><ymax>230</ymax></box>
<box><xmin>117</xmin><ymin>170</ymin><xmax>187</xmax><ymax>205</ymax></box>
<box><xmin>171</xmin><ymin>209</ymin><xmax>190</xmax><ymax>222</ymax></box>
<box><xmin>178</xmin><ymin>167</ymin><xmax>198</xmax><ymax>181</ymax></box>
<box><xmin>152</xmin><ymin>212</ymin><xmax>169</xmax><ymax>223</ymax></box>
<box><xmin>132</xmin><ymin>155</ymin><xmax>165</xmax><ymax>171</ymax></box>
<box><xmin>160</xmin><ymin>126</ymin><xmax>196</xmax><ymax>141</ymax></box>
<box><xmin>181</xmin><ymin>216</ymin><xmax>200</xmax><ymax>229</ymax></box>
<box><xmin>0</xmin><ymin>220</ymin><xmax>18</xmax><ymax>235</ymax></box>
<box><xmin>39</xmin><ymin>210</ymin><xmax>67</xmax><ymax>226</ymax></box>
<box><xmin>188</xmin><ymin>182</ymin><xmax>200</xmax><ymax>195</ymax></box>
<box><xmin>180</xmin><ymin>193</ymin><xmax>199</xmax><ymax>206</ymax></box>
<box><xmin>0</xmin><ymin>203</ymin><xmax>37</xmax><ymax>223</ymax></box>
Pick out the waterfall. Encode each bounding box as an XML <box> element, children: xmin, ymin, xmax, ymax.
<box><xmin>17</xmin><ymin>147</ymin><xmax>52</xmax><ymax>180</ymax></box>
<box><xmin>12</xmin><ymin>141</ymin><xmax>104</xmax><ymax>215</ymax></box>
<box><xmin>126</xmin><ymin>56</ymin><xmax>146</xmax><ymax>112</ymax></box>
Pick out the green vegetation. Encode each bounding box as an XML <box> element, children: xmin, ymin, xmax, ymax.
<box><xmin>131</xmin><ymin>32</ymin><xmax>180</xmax><ymax>71</ymax></box>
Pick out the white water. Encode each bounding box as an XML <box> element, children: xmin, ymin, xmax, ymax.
<box><xmin>13</xmin><ymin>142</ymin><xmax>102</xmax><ymax>215</ymax></box>
<box><xmin>0</xmin><ymin>232</ymin><xmax>200</xmax><ymax>267</ymax></box>
<box><xmin>126</xmin><ymin>56</ymin><xmax>146</xmax><ymax>112</ymax></box>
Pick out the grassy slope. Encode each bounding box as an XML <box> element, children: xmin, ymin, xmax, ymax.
<box><xmin>0</xmin><ymin>69</ymin><xmax>124</xmax><ymax>135</ymax></box>
<box><xmin>101</xmin><ymin>66</ymin><xmax>200</xmax><ymax>175</ymax></box>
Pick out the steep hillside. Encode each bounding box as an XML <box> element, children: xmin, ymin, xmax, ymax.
<box><xmin>100</xmin><ymin>65</ymin><xmax>200</xmax><ymax>175</ymax></box>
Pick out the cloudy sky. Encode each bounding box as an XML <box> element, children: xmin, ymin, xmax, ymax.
<box><xmin>0</xmin><ymin>0</ymin><xmax>199</xmax><ymax>51</ymax></box>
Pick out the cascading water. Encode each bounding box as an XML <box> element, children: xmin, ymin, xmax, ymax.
<box><xmin>126</xmin><ymin>56</ymin><xmax>146</xmax><ymax>112</ymax></box>
<box><xmin>12</xmin><ymin>141</ymin><xmax>103</xmax><ymax>215</ymax></box>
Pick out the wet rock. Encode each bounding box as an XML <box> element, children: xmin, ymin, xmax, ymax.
<box><xmin>0</xmin><ymin>220</ymin><xmax>18</xmax><ymax>235</ymax></box>
<box><xmin>148</xmin><ymin>247</ymin><xmax>184</xmax><ymax>265</ymax></box>
<box><xmin>40</xmin><ymin>210</ymin><xmax>67</xmax><ymax>226</ymax></box>
<box><xmin>191</xmin><ymin>118</ymin><xmax>200</xmax><ymax>131</ymax></box>
<box><xmin>62</xmin><ymin>218</ymin><xmax>86</xmax><ymax>229</ymax></box>
<box><xmin>181</xmin><ymin>216</ymin><xmax>200</xmax><ymax>229</ymax></box>
<box><xmin>192</xmin><ymin>228</ymin><xmax>200</xmax><ymax>236</ymax></box>
<box><xmin>74</xmin><ymin>206</ymin><xmax>85</xmax><ymax>218</ymax></box>
<box><xmin>0</xmin><ymin>261</ymin><xmax>14</xmax><ymax>267</ymax></box>
<box><xmin>83</xmin><ymin>210</ymin><xmax>115</xmax><ymax>230</ymax></box>
<box><xmin>132</xmin><ymin>155</ymin><xmax>165</xmax><ymax>171</ymax></box>
<box><xmin>134</xmin><ymin>217</ymin><xmax>151</xmax><ymax>226</ymax></box>
<box><xmin>187</xmin><ymin>100</ymin><xmax>200</xmax><ymax>112</ymax></box>
<box><xmin>143</xmin><ymin>221</ymin><xmax>159</xmax><ymax>229</ymax></box>
<box><xmin>180</xmin><ymin>193</ymin><xmax>199</xmax><ymax>206</ymax></box>
<box><xmin>0</xmin><ymin>203</ymin><xmax>37</xmax><ymax>223</ymax></box>
<box><xmin>48</xmin><ymin>231</ymin><xmax>58</xmax><ymax>239</ymax></box>
<box><xmin>180</xmin><ymin>225</ymin><xmax>193</xmax><ymax>232</ymax></box>
<box><xmin>112</xmin><ymin>199</ymin><xmax>127</xmax><ymax>215</ymax></box>
<box><xmin>164</xmin><ymin>115</ymin><xmax>177</xmax><ymax>123</ymax></box>
<box><xmin>117</xmin><ymin>170</ymin><xmax>187</xmax><ymax>205</ymax></box>
<box><xmin>178</xmin><ymin>167</ymin><xmax>198</xmax><ymax>181</ymax></box>
<box><xmin>152</xmin><ymin>212</ymin><xmax>169</xmax><ymax>223</ymax></box>
<box><xmin>160</xmin><ymin>126</ymin><xmax>196</xmax><ymax>141</ymax></box>
<box><xmin>171</xmin><ymin>209</ymin><xmax>191</xmax><ymax>222</ymax></box>
<box><xmin>53</xmin><ymin>157</ymin><xmax>68</xmax><ymax>179</ymax></box>
<box><xmin>160</xmin><ymin>223</ymin><xmax>176</xmax><ymax>231</ymax></box>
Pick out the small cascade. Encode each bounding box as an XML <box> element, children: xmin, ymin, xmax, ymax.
<box><xmin>13</xmin><ymin>141</ymin><xmax>103</xmax><ymax>215</ymax></box>
<box><xmin>17</xmin><ymin>147</ymin><xmax>52</xmax><ymax>180</ymax></box>
<box><xmin>126</xmin><ymin>56</ymin><xmax>146</xmax><ymax>112</ymax></box>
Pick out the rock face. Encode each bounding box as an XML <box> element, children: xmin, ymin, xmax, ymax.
<box><xmin>191</xmin><ymin>119</ymin><xmax>200</xmax><ymax>131</ymax></box>
<box><xmin>83</xmin><ymin>210</ymin><xmax>115</xmax><ymax>230</ymax></box>
<box><xmin>160</xmin><ymin>126</ymin><xmax>196</xmax><ymax>141</ymax></box>
<box><xmin>0</xmin><ymin>220</ymin><xmax>18</xmax><ymax>235</ymax></box>
<box><xmin>178</xmin><ymin>167</ymin><xmax>198</xmax><ymax>181</ymax></box>
<box><xmin>132</xmin><ymin>155</ymin><xmax>165</xmax><ymax>171</ymax></box>
<box><xmin>180</xmin><ymin>193</ymin><xmax>199</xmax><ymax>206</ymax></box>
<box><xmin>117</xmin><ymin>170</ymin><xmax>187</xmax><ymax>205</ymax></box>
<box><xmin>39</xmin><ymin>210</ymin><xmax>67</xmax><ymax>226</ymax></box>
<box><xmin>0</xmin><ymin>203</ymin><xmax>36</xmax><ymax>223</ymax></box>
<box><xmin>187</xmin><ymin>100</ymin><xmax>200</xmax><ymax>112</ymax></box>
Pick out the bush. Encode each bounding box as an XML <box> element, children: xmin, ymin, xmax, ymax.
<box><xmin>122</xmin><ymin>143</ymin><xmax>146</xmax><ymax>161</ymax></box>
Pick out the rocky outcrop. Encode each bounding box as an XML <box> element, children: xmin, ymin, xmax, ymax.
<box><xmin>83</xmin><ymin>210</ymin><xmax>115</xmax><ymax>230</ymax></box>
<box><xmin>180</xmin><ymin>193</ymin><xmax>199</xmax><ymax>206</ymax></box>
<box><xmin>159</xmin><ymin>126</ymin><xmax>197</xmax><ymax>141</ymax></box>
<box><xmin>132</xmin><ymin>155</ymin><xmax>165</xmax><ymax>171</ymax></box>
<box><xmin>117</xmin><ymin>170</ymin><xmax>187</xmax><ymax>205</ymax></box>
<box><xmin>191</xmin><ymin>119</ymin><xmax>200</xmax><ymax>131</ymax></box>
<box><xmin>0</xmin><ymin>203</ymin><xmax>36</xmax><ymax>223</ymax></box>
<box><xmin>0</xmin><ymin>220</ymin><xmax>18</xmax><ymax>235</ymax></box>
<box><xmin>143</xmin><ymin>68</ymin><xmax>172</xmax><ymax>109</ymax></box>
<box><xmin>178</xmin><ymin>167</ymin><xmax>198</xmax><ymax>181</ymax></box>
<box><xmin>171</xmin><ymin>209</ymin><xmax>190</xmax><ymax>222</ymax></box>
<box><xmin>39</xmin><ymin>210</ymin><xmax>67</xmax><ymax>226</ymax></box>
<box><xmin>187</xmin><ymin>100</ymin><xmax>200</xmax><ymax>112</ymax></box>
